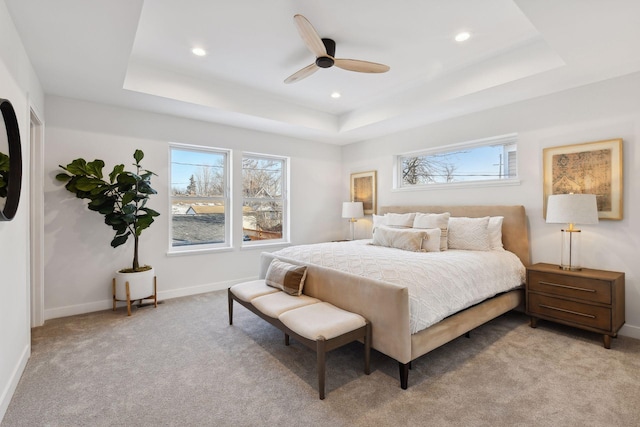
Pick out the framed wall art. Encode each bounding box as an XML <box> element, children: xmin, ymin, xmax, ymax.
<box><xmin>350</xmin><ymin>170</ymin><xmax>377</xmax><ymax>215</ymax></box>
<box><xmin>543</xmin><ymin>138</ymin><xmax>623</xmax><ymax>220</ymax></box>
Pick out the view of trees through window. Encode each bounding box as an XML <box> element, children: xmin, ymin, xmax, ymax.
<box><xmin>170</xmin><ymin>146</ymin><xmax>287</xmax><ymax>249</ymax></box>
<box><xmin>399</xmin><ymin>138</ymin><xmax>517</xmax><ymax>187</ymax></box>
<box><xmin>242</xmin><ymin>155</ymin><xmax>285</xmax><ymax>242</ymax></box>
<box><xmin>170</xmin><ymin>147</ymin><xmax>228</xmax><ymax>247</ymax></box>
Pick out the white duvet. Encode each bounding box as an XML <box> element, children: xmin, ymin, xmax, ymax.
<box><xmin>272</xmin><ymin>240</ymin><xmax>526</xmax><ymax>334</ymax></box>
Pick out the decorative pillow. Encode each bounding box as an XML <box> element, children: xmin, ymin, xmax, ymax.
<box><xmin>412</xmin><ymin>212</ymin><xmax>450</xmax><ymax>251</ymax></box>
<box><xmin>372</xmin><ymin>214</ymin><xmax>386</xmax><ymax>232</ymax></box>
<box><xmin>372</xmin><ymin>225</ymin><xmax>430</xmax><ymax>252</ymax></box>
<box><xmin>265</xmin><ymin>259</ymin><xmax>308</xmax><ymax>296</ymax></box>
<box><xmin>448</xmin><ymin>216</ymin><xmax>491</xmax><ymax>251</ymax></box>
<box><xmin>488</xmin><ymin>216</ymin><xmax>504</xmax><ymax>250</ymax></box>
<box><xmin>421</xmin><ymin>228</ymin><xmax>442</xmax><ymax>252</ymax></box>
<box><xmin>384</xmin><ymin>212</ymin><xmax>416</xmax><ymax>228</ymax></box>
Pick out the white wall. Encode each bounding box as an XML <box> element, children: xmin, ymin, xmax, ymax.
<box><xmin>342</xmin><ymin>71</ymin><xmax>640</xmax><ymax>339</ymax></box>
<box><xmin>0</xmin><ymin>0</ymin><xmax>44</xmax><ymax>421</ymax></box>
<box><xmin>42</xmin><ymin>96</ymin><xmax>343</xmax><ymax>319</ymax></box>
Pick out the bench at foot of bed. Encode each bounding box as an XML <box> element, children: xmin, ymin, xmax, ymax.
<box><xmin>228</xmin><ymin>280</ymin><xmax>371</xmax><ymax>399</ymax></box>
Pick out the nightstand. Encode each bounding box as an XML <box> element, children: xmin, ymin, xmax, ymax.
<box><xmin>526</xmin><ymin>263</ymin><xmax>625</xmax><ymax>349</ymax></box>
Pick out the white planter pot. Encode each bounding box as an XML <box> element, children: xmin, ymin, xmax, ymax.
<box><xmin>113</xmin><ymin>267</ymin><xmax>156</xmax><ymax>301</ymax></box>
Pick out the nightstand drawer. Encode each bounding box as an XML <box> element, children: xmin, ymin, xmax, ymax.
<box><xmin>528</xmin><ymin>293</ymin><xmax>611</xmax><ymax>331</ymax></box>
<box><xmin>528</xmin><ymin>271</ymin><xmax>611</xmax><ymax>304</ymax></box>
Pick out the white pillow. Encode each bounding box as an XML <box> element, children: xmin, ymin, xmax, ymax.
<box><xmin>372</xmin><ymin>225</ymin><xmax>438</xmax><ymax>252</ymax></box>
<box><xmin>384</xmin><ymin>212</ymin><xmax>415</xmax><ymax>228</ymax></box>
<box><xmin>372</xmin><ymin>214</ymin><xmax>386</xmax><ymax>232</ymax></box>
<box><xmin>488</xmin><ymin>216</ymin><xmax>504</xmax><ymax>251</ymax></box>
<box><xmin>421</xmin><ymin>228</ymin><xmax>442</xmax><ymax>252</ymax></box>
<box><xmin>412</xmin><ymin>212</ymin><xmax>450</xmax><ymax>251</ymax></box>
<box><xmin>448</xmin><ymin>216</ymin><xmax>491</xmax><ymax>251</ymax></box>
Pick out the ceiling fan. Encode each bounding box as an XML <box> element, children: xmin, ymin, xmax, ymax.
<box><xmin>284</xmin><ymin>14</ymin><xmax>390</xmax><ymax>84</ymax></box>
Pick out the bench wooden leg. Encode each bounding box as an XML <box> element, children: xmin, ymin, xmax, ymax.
<box><xmin>227</xmin><ymin>289</ymin><xmax>233</xmax><ymax>325</ymax></box>
<box><xmin>364</xmin><ymin>322</ymin><xmax>371</xmax><ymax>375</ymax></box>
<box><xmin>317</xmin><ymin>337</ymin><xmax>326</xmax><ymax>400</ymax></box>
<box><xmin>284</xmin><ymin>333</ymin><xmax>290</xmax><ymax>346</ymax></box>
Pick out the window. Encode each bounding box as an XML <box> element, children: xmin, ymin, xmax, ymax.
<box><xmin>242</xmin><ymin>154</ymin><xmax>288</xmax><ymax>244</ymax></box>
<box><xmin>170</xmin><ymin>144</ymin><xmax>230</xmax><ymax>250</ymax></box>
<box><xmin>395</xmin><ymin>134</ymin><xmax>518</xmax><ymax>189</ymax></box>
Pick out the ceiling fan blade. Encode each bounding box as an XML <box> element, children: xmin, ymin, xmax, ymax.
<box><xmin>293</xmin><ymin>14</ymin><xmax>327</xmax><ymax>58</ymax></box>
<box><xmin>334</xmin><ymin>58</ymin><xmax>390</xmax><ymax>73</ymax></box>
<box><xmin>284</xmin><ymin>63</ymin><xmax>319</xmax><ymax>84</ymax></box>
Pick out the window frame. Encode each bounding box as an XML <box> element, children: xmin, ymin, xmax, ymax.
<box><xmin>168</xmin><ymin>143</ymin><xmax>232</xmax><ymax>254</ymax></box>
<box><xmin>393</xmin><ymin>133</ymin><xmax>520</xmax><ymax>191</ymax></box>
<box><xmin>241</xmin><ymin>152</ymin><xmax>290</xmax><ymax>248</ymax></box>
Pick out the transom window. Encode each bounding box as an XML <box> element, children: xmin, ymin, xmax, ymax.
<box><xmin>170</xmin><ymin>144</ymin><xmax>230</xmax><ymax>251</ymax></box>
<box><xmin>395</xmin><ymin>134</ymin><xmax>518</xmax><ymax>189</ymax></box>
<box><xmin>242</xmin><ymin>154</ymin><xmax>288</xmax><ymax>245</ymax></box>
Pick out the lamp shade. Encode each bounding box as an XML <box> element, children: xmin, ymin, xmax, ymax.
<box><xmin>546</xmin><ymin>194</ymin><xmax>599</xmax><ymax>225</ymax></box>
<box><xmin>342</xmin><ymin>202</ymin><xmax>364</xmax><ymax>219</ymax></box>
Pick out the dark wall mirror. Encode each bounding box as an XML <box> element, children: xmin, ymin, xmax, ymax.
<box><xmin>0</xmin><ymin>98</ymin><xmax>22</xmax><ymax>221</ymax></box>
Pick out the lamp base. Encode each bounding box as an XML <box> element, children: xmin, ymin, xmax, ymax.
<box><xmin>559</xmin><ymin>265</ymin><xmax>582</xmax><ymax>271</ymax></box>
<box><xmin>559</xmin><ymin>228</ymin><xmax>582</xmax><ymax>271</ymax></box>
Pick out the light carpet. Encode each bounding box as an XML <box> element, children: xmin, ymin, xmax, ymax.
<box><xmin>3</xmin><ymin>289</ymin><xmax>640</xmax><ymax>427</ymax></box>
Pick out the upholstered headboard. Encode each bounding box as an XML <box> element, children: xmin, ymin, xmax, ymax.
<box><xmin>378</xmin><ymin>205</ymin><xmax>530</xmax><ymax>266</ymax></box>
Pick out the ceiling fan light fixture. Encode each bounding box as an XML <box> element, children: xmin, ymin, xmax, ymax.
<box><xmin>191</xmin><ymin>47</ymin><xmax>207</xmax><ymax>56</ymax></box>
<box><xmin>455</xmin><ymin>32</ymin><xmax>471</xmax><ymax>42</ymax></box>
<box><xmin>330</xmin><ymin>91</ymin><xmax>341</xmax><ymax>99</ymax></box>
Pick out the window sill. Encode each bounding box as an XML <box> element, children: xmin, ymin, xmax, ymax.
<box><xmin>241</xmin><ymin>241</ymin><xmax>291</xmax><ymax>251</ymax></box>
<box><xmin>167</xmin><ymin>246</ymin><xmax>234</xmax><ymax>256</ymax></box>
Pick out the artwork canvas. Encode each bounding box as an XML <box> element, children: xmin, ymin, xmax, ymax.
<box><xmin>350</xmin><ymin>171</ymin><xmax>377</xmax><ymax>215</ymax></box>
<box><xmin>543</xmin><ymin>138</ymin><xmax>623</xmax><ymax>220</ymax></box>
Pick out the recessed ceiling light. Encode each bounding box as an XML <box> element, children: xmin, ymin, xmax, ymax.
<box><xmin>330</xmin><ymin>91</ymin><xmax>341</xmax><ymax>99</ymax></box>
<box><xmin>192</xmin><ymin>47</ymin><xmax>206</xmax><ymax>57</ymax></box>
<box><xmin>455</xmin><ymin>32</ymin><xmax>471</xmax><ymax>42</ymax></box>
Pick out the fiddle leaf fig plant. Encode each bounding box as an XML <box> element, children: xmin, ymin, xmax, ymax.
<box><xmin>56</xmin><ymin>149</ymin><xmax>159</xmax><ymax>272</ymax></box>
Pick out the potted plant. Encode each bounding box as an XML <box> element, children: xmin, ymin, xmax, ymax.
<box><xmin>56</xmin><ymin>149</ymin><xmax>160</xmax><ymax>315</ymax></box>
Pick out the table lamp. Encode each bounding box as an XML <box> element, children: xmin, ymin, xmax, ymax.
<box><xmin>546</xmin><ymin>193</ymin><xmax>598</xmax><ymax>271</ymax></box>
<box><xmin>342</xmin><ymin>201</ymin><xmax>364</xmax><ymax>240</ymax></box>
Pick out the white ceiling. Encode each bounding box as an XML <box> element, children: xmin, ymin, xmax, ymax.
<box><xmin>5</xmin><ymin>0</ymin><xmax>640</xmax><ymax>145</ymax></box>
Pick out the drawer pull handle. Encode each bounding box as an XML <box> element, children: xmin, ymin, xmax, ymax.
<box><xmin>539</xmin><ymin>304</ymin><xmax>596</xmax><ymax>319</ymax></box>
<box><xmin>538</xmin><ymin>281</ymin><xmax>596</xmax><ymax>293</ymax></box>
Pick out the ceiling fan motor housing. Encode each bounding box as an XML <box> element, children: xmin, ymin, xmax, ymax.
<box><xmin>316</xmin><ymin>38</ymin><xmax>336</xmax><ymax>68</ymax></box>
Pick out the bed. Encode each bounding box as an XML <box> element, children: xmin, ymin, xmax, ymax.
<box><xmin>259</xmin><ymin>205</ymin><xmax>530</xmax><ymax>388</ymax></box>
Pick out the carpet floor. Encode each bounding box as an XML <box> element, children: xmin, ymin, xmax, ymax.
<box><xmin>3</xmin><ymin>289</ymin><xmax>640</xmax><ymax>427</ymax></box>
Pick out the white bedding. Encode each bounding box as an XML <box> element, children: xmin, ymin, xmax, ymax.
<box><xmin>272</xmin><ymin>240</ymin><xmax>526</xmax><ymax>334</ymax></box>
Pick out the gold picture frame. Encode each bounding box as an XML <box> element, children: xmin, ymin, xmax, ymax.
<box><xmin>543</xmin><ymin>138</ymin><xmax>623</xmax><ymax>220</ymax></box>
<box><xmin>350</xmin><ymin>170</ymin><xmax>377</xmax><ymax>215</ymax></box>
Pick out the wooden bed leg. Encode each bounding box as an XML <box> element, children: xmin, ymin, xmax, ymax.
<box><xmin>465</xmin><ymin>331</ymin><xmax>471</xmax><ymax>338</ymax></box>
<box><xmin>284</xmin><ymin>333</ymin><xmax>290</xmax><ymax>346</ymax></box>
<box><xmin>227</xmin><ymin>289</ymin><xmax>233</xmax><ymax>325</ymax></box>
<box><xmin>399</xmin><ymin>362</ymin><xmax>409</xmax><ymax>390</ymax></box>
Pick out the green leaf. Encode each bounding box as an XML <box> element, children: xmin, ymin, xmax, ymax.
<box><xmin>109</xmin><ymin>164</ymin><xmax>125</xmax><ymax>183</ymax></box>
<box><xmin>0</xmin><ymin>152</ymin><xmax>10</xmax><ymax>171</ymax></box>
<box><xmin>111</xmin><ymin>232</ymin><xmax>130</xmax><ymax>248</ymax></box>
<box><xmin>74</xmin><ymin>176</ymin><xmax>106</xmax><ymax>192</ymax></box>
<box><xmin>140</xmin><ymin>207</ymin><xmax>160</xmax><ymax>217</ymax></box>
<box><xmin>121</xmin><ymin>190</ymin><xmax>136</xmax><ymax>206</ymax></box>
<box><xmin>65</xmin><ymin>158</ymin><xmax>89</xmax><ymax>176</ymax></box>
<box><xmin>86</xmin><ymin>160</ymin><xmax>105</xmax><ymax>179</ymax></box>
<box><xmin>133</xmin><ymin>149</ymin><xmax>144</xmax><ymax>164</ymax></box>
<box><xmin>56</xmin><ymin>173</ymin><xmax>71</xmax><ymax>182</ymax></box>
<box><xmin>116</xmin><ymin>173</ymin><xmax>137</xmax><ymax>185</ymax></box>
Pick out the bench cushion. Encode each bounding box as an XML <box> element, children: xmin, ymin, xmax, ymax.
<box><xmin>279</xmin><ymin>302</ymin><xmax>367</xmax><ymax>341</ymax></box>
<box><xmin>251</xmin><ymin>292</ymin><xmax>319</xmax><ymax>318</ymax></box>
<box><xmin>229</xmin><ymin>280</ymin><xmax>279</xmax><ymax>302</ymax></box>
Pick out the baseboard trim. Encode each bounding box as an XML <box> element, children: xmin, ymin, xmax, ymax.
<box><xmin>0</xmin><ymin>343</ymin><xmax>30</xmax><ymax>423</ymax></box>
<box><xmin>619</xmin><ymin>323</ymin><xmax>640</xmax><ymax>340</ymax></box>
<box><xmin>43</xmin><ymin>276</ymin><xmax>258</xmax><ymax>321</ymax></box>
